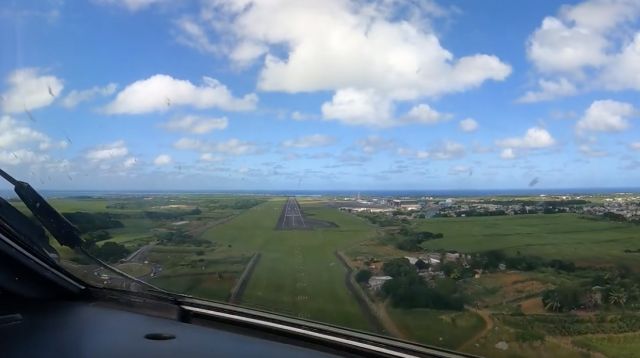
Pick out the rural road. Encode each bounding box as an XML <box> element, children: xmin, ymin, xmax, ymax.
<box><xmin>124</xmin><ymin>243</ymin><xmax>154</xmax><ymax>263</ymax></box>
<box><xmin>124</xmin><ymin>243</ymin><xmax>163</xmax><ymax>279</ymax></box>
<box><xmin>334</xmin><ymin>251</ymin><xmax>406</xmax><ymax>338</ymax></box>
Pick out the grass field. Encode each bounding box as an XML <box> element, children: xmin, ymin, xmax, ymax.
<box><xmin>22</xmin><ymin>195</ymin><xmax>640</xmax><ymax>357</ymax></box>
<box><xmin>463</xmin><ymin>272</ymin><xmax>552</xmax><ymax>309</ymax></box>
<box><xmin>462</xmin><ymin>319</ymin><xmax>587</xmax><ymax>358</ymax></box>
<box><xmin>389</xmin><ymin>308</ymin><xmax>485</xmax><ymax>350</ymax></box>
<box><xmin>151</xmin><ymin>274</ymin><xmax>237</xmax><ymax>301</ymax></box>
<box><xmin>196</xmin><ymin>199</ymin><xmax>375</xmax><ymax>331</ymax></box>
<box><xmin>116</xmin><ymin>262</ymin><xmax>151</xmax><ymax>277</ymax></box>
<box><xmin>414</xmin><ymin>214</ymin><xmax>640</xmax><ymax>267</ymax></box>
<box><xmin>573</xmin><ymin>333</ymin><xmax>640</xmax><ymax>358</ymax></box>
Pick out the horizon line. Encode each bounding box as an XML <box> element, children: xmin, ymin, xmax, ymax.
<box><xmin>3</xmin><ymin>187</ymin><xmax>640</xmax><ymax>193</ymax></box>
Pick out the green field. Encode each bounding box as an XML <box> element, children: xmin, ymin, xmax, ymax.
<box><xmin>414</xmin><ymin>214</ymin><xmax>640</xmax><ymax>267</ymax></box>
<box><xmin>573</xmin><ymin>333</ymin><xmax>640</xmax><ymax>358</ymax></box>
<box><xmin>116</xmin><ymin>262</ymin><xmax>151</xmax><ymax>277</ymax></box>
<box><xmin>195</xmin><ymin>199</ymin><xmax>375</xmax><ymax>330</ymax></box>
<box><xmin>389</xmin><ymin>308</ymin><xmax>485</xmax><ymax>350</ymax></box>
<box><xmin>462</xmin><ymin>318</ymin><xmax>586</xmax><ymax>358</ymax></box>
<box><xmin>28</xmin><ymin>195</ymin><xmax>640</xmax><ymax>357</ymax></box>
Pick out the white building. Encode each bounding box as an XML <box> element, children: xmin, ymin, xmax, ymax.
<box><xmin>368</xmin><ymin>276</ymin><xmax>392</xmax><ymax>291</ymax></box>
<box><xmin>404</xmin><ymin>256</ymin><xmax>419</xmax><ymax>265</ymax></box>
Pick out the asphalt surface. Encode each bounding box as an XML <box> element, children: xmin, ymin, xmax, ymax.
<box><xmin>124</xmin><ymin>243</ymin><xmax>153</xmax><ymax>262</ymax></box>
<box><xmin>92</xmin><ymin>243</ymin><xmax>162</xmax><ymax>290</ymax></box>
<box><xmin>276</xmin><ymin>198</ymin><xmax>307</xmax><ymax>230</ymax></box>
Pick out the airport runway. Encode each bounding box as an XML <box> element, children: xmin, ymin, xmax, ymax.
<box><xmin>276</xmin><ymin>197</ymin><xmax>307</xmax><ymax>230</ymax></box>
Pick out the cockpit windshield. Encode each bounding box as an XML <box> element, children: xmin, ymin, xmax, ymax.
<box><xmin>2</xmin><ymin>1</ymin><xmax>640</xmax><ymax>357</ymax></box>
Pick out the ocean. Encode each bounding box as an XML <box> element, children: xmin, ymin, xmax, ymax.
<box><xmin>2</xmin><ymin>188</ymin><xmax>640</xmax><ymax>199</ymax></box>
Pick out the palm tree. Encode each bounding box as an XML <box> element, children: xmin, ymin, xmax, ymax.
<box><xmin>608</xmin><ymin>288</ymin><xmax>627</xmax><ymax>307</ymax></box>
<box><xmin>544</xmin><ymin>292</ymin><xmax>562</xmax><ymax>312</ymax></box>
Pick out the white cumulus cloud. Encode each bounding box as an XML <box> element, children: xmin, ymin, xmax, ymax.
<box><xmin>322</xmin><ymin>88</ymin><xmax>393</xmax><ymax>127</ymax></box>
<box><xmin>522</xmin><ymin>0</ymin><xmax>640</xmax><ymax>100</ymax></box>
<box><xmin>579</xmin><ymin>144</ymin><xmax>608</xmax><ymax>157</ymax></box>
<box><xmin>517</xmin><ymin>78</ymin><xmax>578</xmax><ymax>103</ymax></box>
<box><xmin>163</xmin><ymin>115</ymin><xmax>228</xmax><ymax>134</ymax></box>
<box><xmin>459</xmin><ymin>118</ymin><xmax>479</xmax><ymax>132</ymax></box>
<box><xmin>415</xmin><ymin>150</ymin><xmax>430</xmax><ymax>159</ymax></box>
<box><xmin>497</xmin><ymin>127</ymin><xmax>556</xmax><ymax>149</ymax></box>
<box><xmin>500</xmin><ymin>148</ymin><xmax>516</xmax><ymax>160</ymax></box>
<box><xmin>174</xmin><ymin>137</ymin><xmax>258</xmax><ymax>156</ymax></box>
<box><xmin>103</xmin><ymin>74</ymin><xmax>257</xmax><ymax>114</ymax></box>
<box><xmin>123</xmin><ymin>157</ymin><xmax>137</xmax><ymax>168</ymax></box>
<box><xmin>321</xmin><ymin>89</ymin><xmax>449</xmax><ymax>127</ymax></box>
<box><xmin>188</xmin><ymin>0</ymin><xmax>511</xmax><ymax>126</ymax></box>
<box><xmin>403</xmin><ymin>104</ymin><xmax>450</xmax><ymax>125</ymax></box>
<box><xmin>174</xmin><ymin>17</ymin><xmax>219</xmax><ymax>55</ymax></box>
<box><xmin>0</xmin><ymin>115</ymin><xmax>50</xmax><ymax>149</ymax></box>
<box><xmin>1</xmin><ymin>68</ymin><xmax>63</xmax><ymax>113</ymax></box>
<box><xmin>61</xmin><ymin>83</ymin><xmax>117</xmax><ymax>108</ymax></box>
<box><xmin>200</xmin><ymin>153</ymin><xmax>225</xmax><ymax>162</ymax></box>
<box><xmin>153</xmin><ymin>154</ymin><xmax>172</xmax><ymax>166</ymax></box>
<box><xmin>96</xmin><ymin>0</ymin><xmax>163</xmax><ymax>11</ymax></box>
<box><xmin>282</xmin><ymin>134</ymin><xmax>336</xmax><ymax>148</ymax></box>
<box><xmin>0</xmin><ymin>115</ymin><xmax>66</xmax><ymax>166</ymax></box>
<box><xmin>576</xmin><ymin>100</ymin><xmax>635</xmax><ymax>133</ymax></box>
<box><xmin>431</xmin><ymin>141</ymin><xmax>465</xmax><ymax>160</ymax></box>
<box><xmin>449</xmin><ymin>165</ymin><xmax>472</xmax><ymax>175</ymax></box>
<box><xmin>215</xmin><ymin>139</ymin><xmax>258</xmax><ymax>155</ymax></box>
<box><xmin>357</xmin><ymin>136</ymin><xmax>396</xmax><ymax>154</ymax></box>
<box><xmin>600</xmin><ymin>33</ymin><xmax>640</xmax><ymax>90</ymax></box>
<box><xmin>85</xmin><ymin>140</ymin><xmax>129</xmax><ymax>162</ymax></box>
<box><xmin>0</xmin><ymin>149</ymin><xmax>50</xmax><ymax>166</ymax></box>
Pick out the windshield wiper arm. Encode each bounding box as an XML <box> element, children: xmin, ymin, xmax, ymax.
<box><xmin>0</xmin><ymin>168</ymin><xmax>176</xmax><ymax>295</ymax></box>
<box><xmin>0</xmin><ymin>168</ymin><xmax>81</xmax><ymax>248</ymax></box>
<box><xmin>0</xmin><ymin>196</ymin><xmax>57</xmax><ymax>257</ymax></box>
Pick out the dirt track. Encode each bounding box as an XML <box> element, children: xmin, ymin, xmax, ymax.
<box><xmin>334</xmin><ymin>251</ymin><xmax>407</xmax><ymax>339</ymax></box>
<box><xmin>457</xmin><ymin>307</ymin><xmax>493</xmax><ymax>351</ymax></box>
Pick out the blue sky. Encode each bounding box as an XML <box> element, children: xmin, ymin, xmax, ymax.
<box><xmin>0</xmin><ymin>0</ymin><xmax>639</xmax><ymax>190</ymax></box>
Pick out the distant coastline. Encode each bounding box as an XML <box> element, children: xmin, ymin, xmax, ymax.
<box><xmin>2</xmin><ymin>188</ymin><xmax>640</xmax><ymax>199</ymax></box>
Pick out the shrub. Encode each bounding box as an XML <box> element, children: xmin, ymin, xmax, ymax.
<box><xmin>355</xmin><ymin>269</ymin><xmax>372</xmax><ymax>283</ymax></box>
<box><xmin>515</xmin><ymin>330</ymin><xmax>545</xmax><ymax>343</ymax></box>
<box><xmin>382</xmin><ymin>258</ymin><xmax>416</xmax><ymax>277</ymax></box>
<box><xmin>89</xmin><ymin>242</ymin><xmax>130</xmax><ymax>263</ymax></box>
<box><xmin>63</xmin><ymin>212</ymin><xmax>124</xmax><ymax>233</ymax></box>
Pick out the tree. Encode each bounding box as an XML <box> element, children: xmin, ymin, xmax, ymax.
<box><xmin>549</xmin><ymin>259</ymin><xmax>576</xmax><ymax>272</ymax></box>
<box><xmin>609</xmin><ymin>288</ymin><xmax>628</xmax><ymax>307</ymax></box>
<box><xmin>382</xmin><ymin>258</ymin><xmax>416</xmax><ymax>277</ymax></box>
<box><xmin>355</xmin><ymin>269</ymin><xmax>372</xmax><ymax>283</ymax></box>
<box><xmin>63</xmin><ymin>212</ymin><xmax>124</xmax><ymax>233</ymax></box>
<box><xmin>380</xmin><ymin>259</ymin><xmax>465</xmax><ymax>311</ymax></box>
<box><xmin>542</xmin><ymin>285</ymin><xmax>583</xmax><ymax>312</ymax></box>
<box><xmin>84</xmin><ymin>230</ymin><xmax>112</xmax><ymax>245</ymax></box>
<box><xmin>398</xmin><ymin>226</ymin><xmax>412</xmax><ymax>236</ymax></box>
<box><xmin>90</xmin><ymin>242</ymin><xmax>130</xmax><ymax>263</ymax></box>
<box><xmin>396</xmin><ymin>238</ymin><xmax>421</xmax><ymax>251</ymax></box>
<box><xmin>442</xmin><ymin>262</ymin><xmax>459</xmax><ymax>278</ymax></box>
<box><xmin>482</xmin><ymin>250</ymin><xmax>507</xmax><ymax>269</ymax></box>
<box><xmin>543</xmin><ymin>290</ymin><xmax>562</xmax><ymax>312</ymax></box>
<box><xmin>506</xmin><ymin>255</ymin><xmax>544</xmax><ymax>271</ymax></box>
